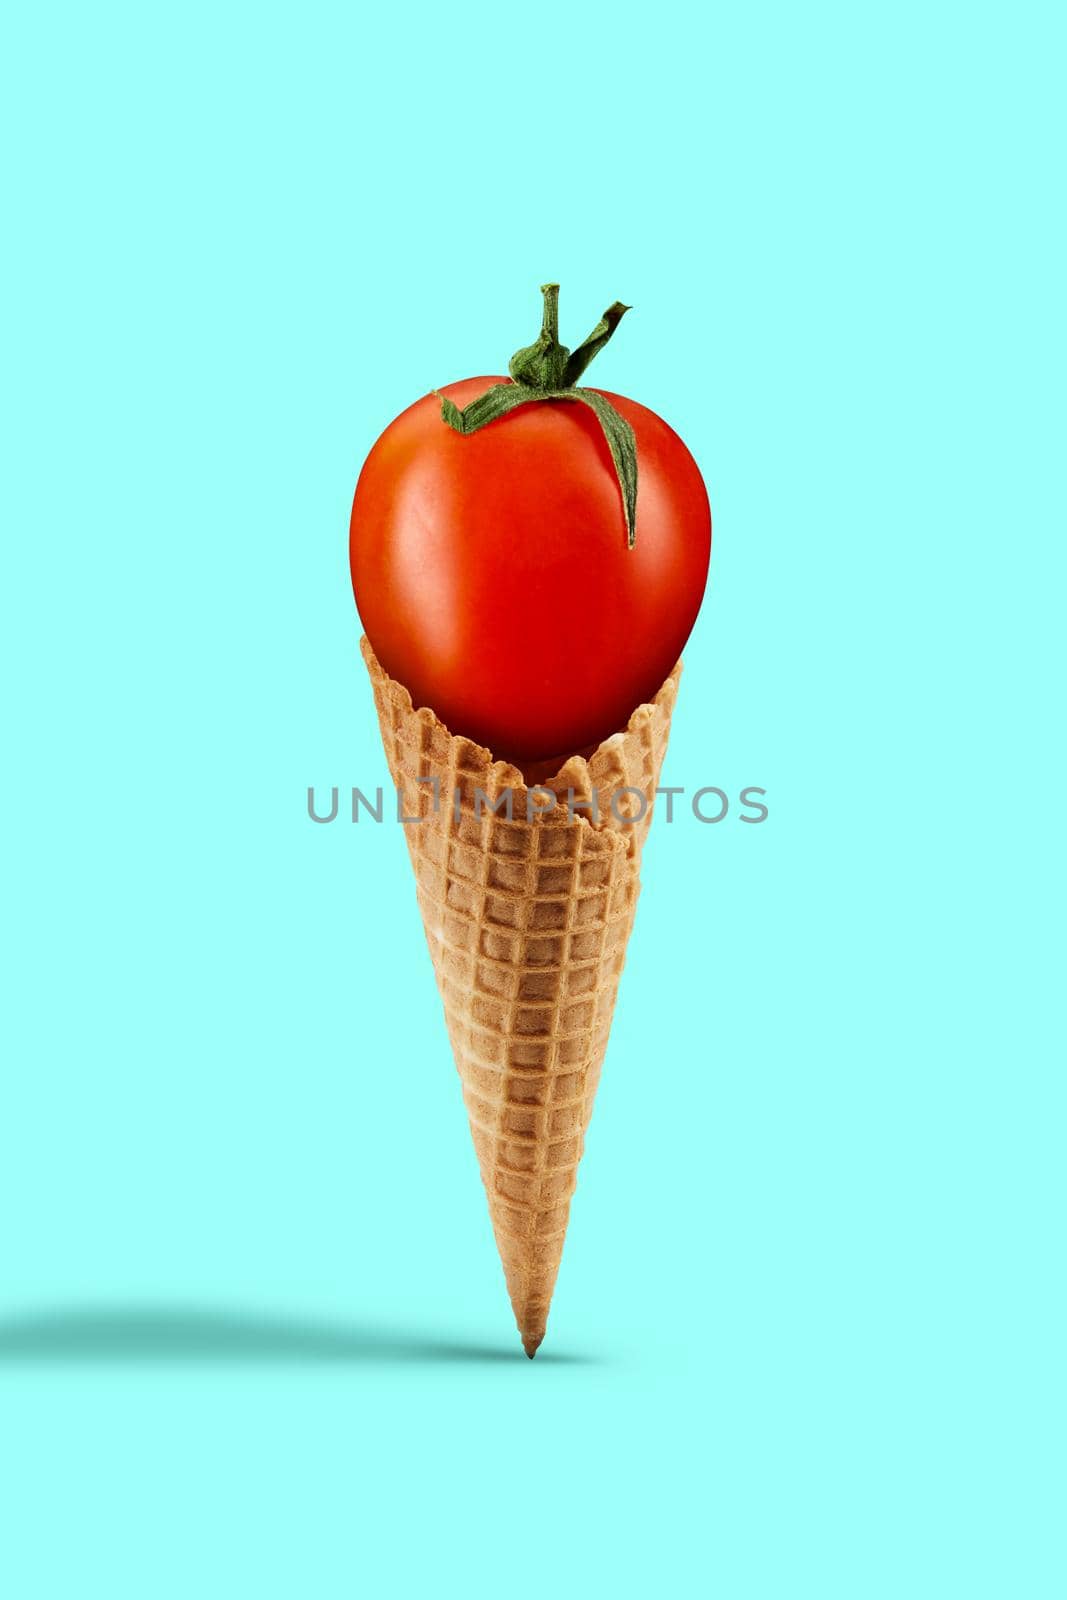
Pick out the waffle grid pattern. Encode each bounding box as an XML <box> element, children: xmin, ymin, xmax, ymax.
<box><xmin>361</xmin><ymin>637</ymin><xmax>680</xmax><ymax>1354</ymax></box>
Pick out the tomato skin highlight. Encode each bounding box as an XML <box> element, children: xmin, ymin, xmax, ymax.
<box><xmin>350</xmin><ymin>375</ymin><xmax>711</xmax><ymax>765</ymax></box>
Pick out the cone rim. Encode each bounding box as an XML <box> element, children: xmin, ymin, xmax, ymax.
<box><xmin>359</xmin><ymin>634</ymin><xmax>681</xmax><ymax>796</ymax></box>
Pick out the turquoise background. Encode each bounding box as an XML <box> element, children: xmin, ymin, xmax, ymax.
<box><xmin>2</xmin><ymin>3</ymin><xmax>1063</xmax><ymax>1595</ymax></box>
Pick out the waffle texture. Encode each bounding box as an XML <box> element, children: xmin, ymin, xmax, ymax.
<box><xmin>361</xmin><ymin>636</ymin><xmax>681</xmax><ymax>1355</ymax></box>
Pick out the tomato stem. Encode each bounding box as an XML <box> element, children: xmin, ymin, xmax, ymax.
<box><xmin>540</xmin><ymin>283</ymin><xmax>560</xmax><ymax>344</ymax></box>
<box><xmin>437</xmin><ymin>285</ymin><xmax>639</xmax><ymax>548</ymax></box>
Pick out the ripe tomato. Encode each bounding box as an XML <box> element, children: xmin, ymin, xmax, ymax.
<box><xmin>349</xmin><ymin>374</ymin><xmax>711</xmax><ymax>767</ymax></box>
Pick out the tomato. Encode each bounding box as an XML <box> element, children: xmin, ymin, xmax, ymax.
<box><xmin>349</xmin><ymin>374</ymin><xmax>711</xmax><ymax>767</ymax></box>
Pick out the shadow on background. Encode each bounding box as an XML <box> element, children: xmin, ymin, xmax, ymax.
<box><xmin>0</xmin><ymin>1306</ymin><xmax>596</xmax><ymax>1367</ymax></box>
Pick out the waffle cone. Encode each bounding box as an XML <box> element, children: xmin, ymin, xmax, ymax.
<box><xmin>360</xmin><ymin>637</ymin><xmax>681</xmax><ymax>1356</ymax></box>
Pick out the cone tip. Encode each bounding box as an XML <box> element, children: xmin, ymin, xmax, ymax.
<box><xmin>522</xmin><ymin>1333</ymin><xmax>543</xmax><ymax>1359</ymax></box>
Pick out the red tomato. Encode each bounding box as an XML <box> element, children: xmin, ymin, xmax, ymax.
<box><xmin>350</xmin><ymin>375</ymin><xmax>711</xmax><ymax>766</ymax></box>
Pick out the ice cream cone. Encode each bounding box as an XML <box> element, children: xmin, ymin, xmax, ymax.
<box><xmin>360</xmin><ymin>636</ymin><xmax>681</xmax><ymax>1356</ymax></box>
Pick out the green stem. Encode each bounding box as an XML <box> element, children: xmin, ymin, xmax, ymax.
<box><xmin>540</xmin><ymin>282</ymin><xmax>560</xmax><ymax>344</ymax></box>
<box><xmin>436</xmin><ymin>284</ymin><xmax>639</xmax><ymax>547</ymax></box>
